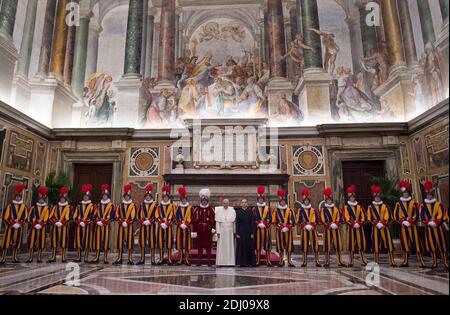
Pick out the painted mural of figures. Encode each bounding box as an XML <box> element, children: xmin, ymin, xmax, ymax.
<box><xmin>410</xmin><ymin>74</ymin><xmax>428</xmax><ymax>115</ymax></box>
<box><xmin>83</xmin><ymin>73</ymin><xmax>117</xmax><ymax>127</ymax></box>
<box><xmin>335</xmin><ymin>67</ymin><xmax>376</xmax><ymax>122</ymax></box>
<box><xmin>257</xmin><ymin>62</ymin><xmax>270</xmax><ymax>88</ymax></box>
<box><xmin>272</xmin><ymin>94</ymin><xmax>304</xmax><ymax>125</ymax></box>
<box><xmin>309</xmin><ymin>28</ymin><xmax>340</xmax><ymax>75</ymax></box>
<box><xmin>207</xmin><ymin>77</ymin><xmax>238</xmax><ymax>117</ymax></box>
<box><xmin>420</xmin><ymin>43</ymin><xmax>446</xmax><ymax>107</ymax></box>
<box><xmin>361</xmin><ymin>43</ymin><xmax>389</xmax><ymax>88</ymax></box>
<box><xmin>145</xmin><ymin>89</ymin><xmax>177</xmax><ymax>128</ymax></box>
<box><xmin>283</xmin><ymin>34</ymin><xmax>315</xmax><ymax>74</ymax></box>
<box><xmin>233</xmin><ymin>77</ymin><xmax>267</xmax><ymax>116</ymax></box>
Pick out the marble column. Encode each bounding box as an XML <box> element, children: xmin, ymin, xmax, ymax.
<box><xmin>0</xmin><ymin>0</ymin><xmax>18</xmax><ymax>37</ymax></box>
<box><xmin>267</xmin><ymin>0</ymin><xmax>286</xmax><ymax>77</ymax></box>
<box><xmin>124</xmin><ymin>0</ymin><xmax>144</xmax><ymax>77</ymax></box>
<box><xmin>50</xmin><ymin>0</ymin><xmax>70</xmax><ymax>78</ymax></box>
<box><xmin>263</xmin><ymin>9</ymin><xmax>270</xmax><ymax>63</ymax></box>
<box><xmin>85</xmin><ymin>21</ymin><xmax>102</xmax><ymax>78</ymax></box>
<box><xmin>289</xmin><ymin>5</ymin><xmax>298</xmax><ymax>40</ymax></box>
<box><xmin>16</xmin><ymin>0</ymin><xmax>38</xmax><ymax>78</ymax></box>
<box><xmin>300</xmin><ymin>0</ymin><xmax>323</xmax><ymax>70</ymax></box>
<box><xmin>380</xmin><ymin>0</ymin><xmax>406</xmax><ymax>71</ymax></box>
<box><xmin>396</xmin><ymin>0</ymin><xmax>417</xmax><ymax>67</ymax></box>
<box><xmin>359</xmin><ymin>2</ymin><xmax>379</xmax><ymax>57</ymax></box>
<box><xmin>345</xmin><ymin>13</ymin><xmax>364</xmax><ymax>75</ymax></box>
<box><xmin>36</xmin><ymin>0</ymin><xmax>57</xmax><ymax>78</ymax></box>
<box><xmin>72</xmin><ymin>13</ymin><xmax>91</xmax><ymax>97</ymax></box>
<box><xmin>175</xmin><ymin>8</ymin><xmax>181</xmax><ymax>60</ymax></box>
<box><xmin>440</xmin><ymin>0</ymin><xmax>449</xmax><ymax>21</ymax></box>
<box><xmin>416</xmin><ymin>0</ymin><xmax>436</xmax><ymax>45</ymax></box>
<box><xmin>295</xmin><ymin>0</ymin><xmax>303</xmax><ymax>35</ymax></box>
<box><xmin>158</xmin><ymin>0</ymin><xmax>176</xmax><ymax>83</ymax></box>
<box><xmin>144</xmin><ymin>14</ymin><xmax>155</xmax><ymax>79</ymax></box>
<box><xmin>64</xmin><ymin>24</ymin><xmax>76</xmax><ymax>85</ymax></box>
<box><xmin>258</xmin><ymin>18</ymin><xmax>266</xmax><ymax>64</ymax></box>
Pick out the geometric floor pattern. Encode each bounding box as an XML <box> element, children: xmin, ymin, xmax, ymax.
<box><xmin>0</xmin><ymin>254</ymin><xmax>448</xmax><ymax>295</ymax></box>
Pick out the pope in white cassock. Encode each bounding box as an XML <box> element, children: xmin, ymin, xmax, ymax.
<box><xmin>215</xmin><ymin>199</ymin><xmax>236</xmax><ymax>266</ymax></box>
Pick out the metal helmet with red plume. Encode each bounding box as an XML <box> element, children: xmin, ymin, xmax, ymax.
<box><xmin>145</xmin><ymin>184</ymin><xmax>153</xmax><ymax>196</ymax></box>
<box><xmin>257</xmin><ymin>186</ymin><xmax>266</xmax><ymax>200</ymax></box>
<box><xmin>178</xmin><ymin>186</ymin><xmax>187</xmax><ymax>199</ymax></box>
<box><xmin>38</xmin><ymin>186</ymin><xmax>48</xmax><ymax>199</ymax></box>
<box><xmin>101</xmin><ymin>184</ymin><xmax>110</xmax><ymax>196</ymax></box>
<box><xmin>346</xmin><ymin>184</ymin><xmax>356</xmax><ymax>196</ymax></box>
<box><xmin>371</xmin><ymin>185</ymin><xmax>381</xmax><ymax>196</ymax></box>
<box><xmin>162</xmin><ymin>185</ymin><xmax>171</xmax><ymax>196</ymax></box>
<box><xmin>15</xmin><ymin>184</ymin><xmax>24</xmax><ymax>197</ymax></box>
<box><xmin>323</xmin><ymin>188</ymin><xmax>333</xmax><ymax>199</ymax></box>
<box><xmin>123</xmin><ymin>184</ymin><xmax>132</xmax><ymax>197</ymax></box>
<box><xmin>399</xmin><ymin>180</ymin><xmax>412</xmax><ymax>193</ymax></box>
<box><xmin>301</xmin><ymin>188</ymin><xmax>311</xmax><ymax>201</ymax></box>
<box><xmin>59</xmin><ymin>186</ymin><xmax>69</xmax><ymax>198</ymax></box>
<box><xmin>277</xmin><ymin>189</ymin><xmax>286</xmax><ymax>201</ymax></box>
<box><xmin>423</xmin><ymin>181</ymin><xmax>434</xmax><ymax>194</ymax></box>
<box><xmin>82</xmin><ymin>184</ymin><xmax>93</xmax><ymax>197</ymax></box>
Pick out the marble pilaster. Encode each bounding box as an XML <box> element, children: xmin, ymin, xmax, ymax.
<box><xmin>36</xmin><ymin>0</ymin><xmax>57</xmax><ymax>78</ymax></box>
<box><xmin>300</xmin><ymin>0</ymin><xmax>323</xmax><ymax>70</ymax></box>
<box><xmin>358</xmin><ymin>2</ymin><xmax>379</xmax><ymax>57</ymax></box>
<box><xmin>72</xmin><ymin>13</ymin><xmax>91</xmax><ymax>97</ymax></box>
<box><xmin>144</xmin><ymin>13</ymin><xmax>155</xmax><ymax>79</ymax></box>
<box><xmin>344</xmin><ymin>13</ymin><xmax>364</xmax><ymax>75</ymax></box>
<box><xmin>0</xmin><ymin>0</ymin><xmax>19</xmax><ymax>104</ymax></box>
<box><xmin>267</xmin><ymin>0</ymin><xmax>286</xmax><ymax>78</ymax></box>
<box><xmin>157</xmin><ymin>0</ymin><xmax>176</xmax><ymax>85</ymax></box>
<box><xmin>440</xmin><ymin>0</ymin><xmax>449</xmax><ymax>22</ymax></box>
<box><xmin>50</xmin><ymin>0</ymin><xmax>70</xmax><ymax>78</ymax></box>
<box><xmin>257</xmin><ymin>18</ymin><xmax>266</xmax><ymax>64</ymax></box>
<box><xmin>396</xmin><ymin>0</ymin><xmax>417</xmax><ymax>67</ymax></box>
<box><xmin>63</xmin><ymin>24</ymin><xmax>76</xmax><ymax>85</ymax></box>
<box><xmin>85</xmin><ymin>21</ymin><xmax>102</xmax><ymax>78</ymax></box>
<box><xmin>416</xmin><ymin>0</ymin><xmax>436</xmax><ymax>45</ymax></box>
<box><xmin>124</xmin><ymin>0</ymin><xmax>144</xmax><ymax>77</ymax></box>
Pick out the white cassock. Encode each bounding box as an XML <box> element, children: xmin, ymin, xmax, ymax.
<box><xmin>215</xmin><ymin>206</ymin><xmax>236</xmax><ymax>266</ymax></box>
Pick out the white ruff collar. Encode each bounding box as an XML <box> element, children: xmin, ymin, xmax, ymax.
<box><xmin>81</xmin><ymin>200</ymin><xmax>92</xmax><ymax>205</ymax></box>
<box><xmin>122</xmin><ymin>199</ymin><xmax>133</xmax><ymax>205</ymax></box>
<box><xmin>13</xmin><ymin>200</ymin><xmax>23</xmax><ymax>205</ymax></box>
<box><xmin>347</xmin><ymin>201</ymin><xmax>358</xmax><ymax>207</ymax></box>
<box><xmin>161</xmin><ymin>200</ymin><xmax>171</xmax><ymax>206</ymax></box>
<box><xmin>400</xmin><ymin>197</ymin><xmax>412</xmax><ymax>202</ymax></box>
<box><xmin>144</xmin><ymin>199</ymin><xmax>154</xmax><ymax>204</ymax></box>
<box><xmin>325</xmin><ymin>204</ymin><xmax>335</xmax><ymax>208</ymax></box>
<box><xmin>179</xmin><ymin>202</ymin><xmax>189</xmax><ymax>207</ymax></box>
<box><xmin>200</xmin><ymin>204</ymin><xmax>210</xmax><ymax>208</ymax></box>
<box><xmin>278</xmin><ymin>204</ymin><xmax>288</xmax><ymax>210</ymax></box>
<box><xmin>257</xmin><ymin>202</ymin><xmax>266</xmax><ymax>208</ymax></box>
<box><xmin>36</xmin><ymin>202</ymin><xmax>47</xmax><ymax>207</ymax></box>
<box><xmin>425</xmin><ymin>198</ymin><xmax>436</xmax><ymax>204</ymax></box>
<box><xmin>372</xmin><ymin>201</ymin><xmax>383</xmax><ymax>206</ymax></box>
<box><xmin>101</xmin><ymin>199</ymin><xmax>111</xmax><ymax>205</ymax></box>
<box><xmin>300</xmin><ymin>203</ymin><xmax>311</xmax><ymax>209</ymax></box>
<box><xmin>59</xmin><ymin>202</ymin><xmax>68</xmax><ymax>207</ymax></box>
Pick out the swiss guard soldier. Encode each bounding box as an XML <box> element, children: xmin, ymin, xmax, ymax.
<box><xmin>192</xmin><ymin>188</ymin><xmax>216</xmax><ymax>266</ymax></box>
<box><xmin>394</xmin><ymin>181</ymin><xmax>425</xmax><ymax>268</ymax></box>
<box><xmin>27</xmin><ymin>186</ymin><xmax>50</xmax><ymax>263</ymax></box>
<box><xmin>0</xmin><ymin>184</ymin><xmax>28</xmax><ymax>264</ymax></box>
<box><xmin>367</xmin><ymin>185</ymin><xmax>397</xmax><ymax>267</ymax></box>
<box><xmin>93</xmin><ymin>184</ymin><xmax>114</xmax><ymax>264</ymax></box>
<box><xmin>114</xmin><ymin>184</ymin><xmax>136</xmax><ymax>265</ymax></box>
<box><xmin>156</xmin><ymin>185</ymin><xmax>175</xmax><ymax>265</ymax></box>
<box><xmin>74</xmin><ymin>184</ymin><xmax>95</xmax><ymax>263</ymax></box>
<box><xmin>320</xmin><ymin>188</ymin><xmax>345</xmax><ymax>268</ymax></box>
<box><xmin>342</xmin><ymin>185</ymin><xmax>368</xmax><ymax>267</ymax></box>
<box><xmin>254</xmin><ymin>186</ymin><xmax>273</xmax><ymax>267</ymax></box>
<box><xmin>175</xmin><ymin>186</ymin><xmax>193</xmax><ymax>266</ymax></box>
<box><xmin>48</xmin><ymin>186</ymin><xmax>72</xmax><ymax>263</ymax></box>
<box><xmin>296</xmin><ymin>188</ymin><xmax>321</xmax><ymax>267</ymax></box>
<box><xmin>420</xmin><ymin>181</ymin><xmax>448</xmax><ymax>269</ymax></box>
<box><xmin>274</xmin><ymin>189</ymin><xmax>295</xmax><ymax>267</ymax></box>
<box><xmin>137</xmin><ymin>184</ymin><xmax>158</xmax><ymax>265</ymax></box>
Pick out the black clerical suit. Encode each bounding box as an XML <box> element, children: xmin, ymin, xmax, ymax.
<box><xmin>235</xmin><ymin>207</ymin><xmax>256</xmax><ymax>267</ymax></box>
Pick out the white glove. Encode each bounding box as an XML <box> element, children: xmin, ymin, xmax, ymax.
<box><xmin>330</xmin><ymin>223</ymin><xmax>338</xmax><ymax>230</ymax></box>
<box><xmin>305</xmin><ymin>224</ymin><xmax>313</xmax><ymax>231</ymax></box>
<box><xmin>161</xmin><ymin>223</ymin><xmax>168</xmax><ymax>230</ymax></box>
<box><xmin>97</xmin><ymin>221</ymin><xmax>103</xmax><ymax>227</ymax></box>
<box><xmin>281</xmin><ymin>227</ymin><xmax>289</xmax><ymax>233</ymax></box>
<box><xmin>376</xmin><ymin>223</ymin><xmax>385</xmax><ymax>230</ymax></box>
<box><xmin>79</xmin><ymin>222</ymin><xmax>86</xmax><ymax>228</ymax></box>
<box><xmin>258</xmin><ymin>223</ymin><xmax>266</xmax><ymax>229</ymax></box>
<box><xmin>144</xmin><ymin>220</ymin><xmax>151</xmax><ymax>226</ymax></box>
<box><xmin>34</xmin><ymin>224</ymin><xmax>42</xmax><ymax>230</ymax></box>
<box><xmin>428</xmin><ymin>221</ymin><xmax>437</xmax><ymax>228</ymax></box>
<box><xmin>402</xmin><ymin>221</ymin><xmax>411</xmax><ymax>227</ymax></box>
<box><xmin>211</xmin><ymin>229</ymin><xmax>216</xmax><ymax>234</ymax></box>
<box><xmin>353</xmin><ymin>223</ymin><xmax>360</xmax><ymax>229</ymax></box>
<box><xmin>12</xmin><ymin>223</ymin><xmax>21</xmax><ymax>229</ymax></box>
<box><xmin>122</xmin><ymin>222</ymin><xmax>128</xmax><ymax>228</ymax></box>
<box><xmin>55</xmin><ymin>221</ymin><xmax>63</xmax><ymax>228</ymax></box>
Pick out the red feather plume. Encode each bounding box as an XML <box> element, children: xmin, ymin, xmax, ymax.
<box><xmin>400</xmin><ymin>181</ymin><xmax>411</xmax><ymax>190</ymax></box>
<box><xmin>123</xmin><ymin>184</ymin><xmax>132</xmax><ymax>193</ymax></box>
<box><xmin>323</xmin><ymin>188</ymin><xmax>333</xmax><ymax>197</ymax></box>
<box><xmin>277</xmin><ymin>189</ymin><xmax>286</xmax><ymax>198</ymax></box>
<box><xmin>301</xmin><ymin>188</ymin><xmax>310</xmax><ymax>197</ymax></box>
<box><xmin>39</xmin><ymin>186</ymin><xmax>48</xmax><ymax>196</ymax></box>
<box><xmin>257</xmin><ymin>186</ymin><xmax>266</xmax><ymax>195</ymax></box>
<box><xmin>371</xmin><ymin>185</ymin><xmax>381</xmax><ymax>194</ymax></box>
<box><xmin>101</xmin><ymin>184</ymin><xmax>110</xmax><ymax>192</ymax></box>
<box><xmin>15</xmin><ymin>184</ymin><xmax>24</xmax><ymax>194</ymax></box>
<box><xmin>346</xmin><ymin>184</ymin><xmax>356</xmax><ymax>194</ymax></box>
<box><xmin>178</xmin><ymin>186</ymin><xmax>187</xmax><ymax>197</ymax></box>
<box><xmin>82</xmin><ymin>184</ymin><xmax>93</xmax><ymax>193</ymax></box>
<box><xmin>145</xmin><ymin>184</ymin><xmax>153</xmax><ymax>192</ymax></box>
<box><xmin>423</xmin><ymin>181</ymin><xmax>433</xmax><ymax>191</ymax></box>
<box><xmin>59</xmin><ymin>186</ymin><xmax>69</xmax><ymax>196</ymax></box>
<box><xmin>162</xmin><ymin>185</ymin><xmax>171</xmax><ymax>193</ymax></box>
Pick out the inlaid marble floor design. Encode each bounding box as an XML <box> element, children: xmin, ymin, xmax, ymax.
<box><xmin>0</xmin><ymin>254</ymin><xmax>448</xmax><ymax>295</ymax></box>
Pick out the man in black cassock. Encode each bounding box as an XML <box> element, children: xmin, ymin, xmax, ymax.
<box><xmin>235</xmin><ymin>199</ymin><xmax>256</xmax><ymax>267</ymax></box>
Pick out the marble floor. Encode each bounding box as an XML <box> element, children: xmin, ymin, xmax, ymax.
<box><xmin>0</xmin><ymin>254</ymin><xmax>448</xmax><ymax>295</ymax></box>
